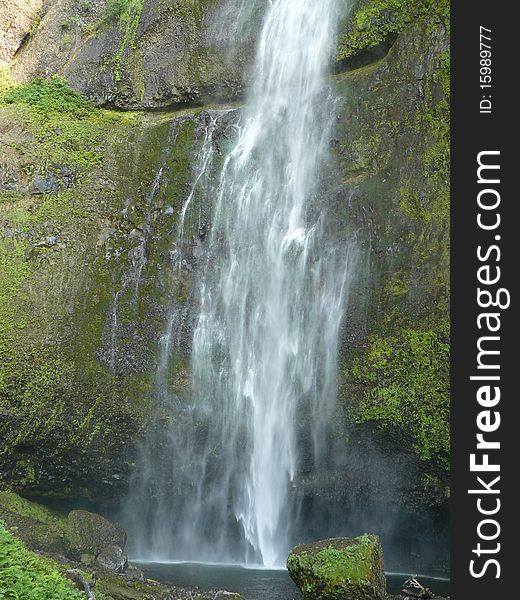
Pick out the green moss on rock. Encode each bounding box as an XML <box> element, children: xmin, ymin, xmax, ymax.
<box><xmin>350</xmin><ymin>319</ymin><xmax>450</xmax><ymax>466</ymax></box>
<box><xmin>64</xmin><ymin>510</ymin><xmax>126</xmax><ymax>561</ymax></box>
<box><xmin>287</xmin><ymin>535</ymin><xmax>386</xmax><ymax>600</ymax></box>
<box><xmin>337</xmin><ymin>0</ymin><xmax>450</xmax><ymax>61</ymax></box>
<box><xmin>332</xmin><ymin>10</ymin><xmax>450</xmax><ymax>511</ymax></box>
<box><xmin>0</xmin><ymin>75</ymin><xmax>219</xmax><ymax>501</ymax></box>
<box><xmin>0</xmin><ymin>76</ymin><xmax>139</xmax><ymax>173</ymax></box>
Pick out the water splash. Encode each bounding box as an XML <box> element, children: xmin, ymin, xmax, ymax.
<box><xmin>126</xmin><ymin>0</ymin><xmax>356</xmax><ymax>567</ymax></box>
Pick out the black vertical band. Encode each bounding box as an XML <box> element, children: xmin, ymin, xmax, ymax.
<box><xmin>451</xmin><ymin>1</ymin><xmax>514</xmax><ymax>597</ymax></box>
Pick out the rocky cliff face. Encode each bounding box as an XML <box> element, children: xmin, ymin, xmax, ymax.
<box><xmin>0</xmin><ymin>0</ymin><xmax>43</xmax><ymax>64</ymax></box>
<box><xmin>9</xmin><ymin>0</ymin><xmax>259</xmax><ymax>108</ymax></box>
<box><xmin>0</xmin><ymin>0</ymin><xmax>450</xmax><ymax>558</ymax></box>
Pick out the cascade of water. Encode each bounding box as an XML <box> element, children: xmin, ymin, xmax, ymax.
<box><xmin>126</xmin><ymin>0</ymin><xmax>356</xmax><ymax>568</ymax></box>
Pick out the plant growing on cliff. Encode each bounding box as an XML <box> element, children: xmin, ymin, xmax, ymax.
<box><xmin>0</xmin><ymin>76</ymin><xmax>137</xmax><ymax>171</ymax></box>
<box><xmin>338</xmin><ymin>0</ymin><xmax>450</xmax><ymax>61</ymax></box>
<box><xmin>351</xmin><ymin>320</ymin><xmax>450</xmax><ymax>466</ymax></box>
<box><xmin>90</xmin><ymin>0</ymin><xmax>144</xmax><ymax>81</ymax></box>
<box><xmin>0</xmin><ymin>66</ymin><xmax>15</xmax><ymax>95</ymax></box>
<box><xmin>2</xmin><ymin>76</ymin><xmax>90</xmax><ymax>116</ymax></box>
<box><xmin>0</xmin><ymin>521</ymin><xmax>82</xmax><ymax>599</ymax></box>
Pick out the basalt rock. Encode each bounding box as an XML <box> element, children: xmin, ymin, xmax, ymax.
<box><xmin>64</xmin><ymin>509</ymin><xmax>127</xmax><ymax>562</ymax></box>
<box><xmin>10</xmin><ymin>0</ymin><xmax>253</xmax><ymax>109</ymax></box>
<box><xmin>95</xmin><ymin>543</ymin><xmax>128</xmax><ymax>573</ymax></box>
<box><xmin>287</xmin><ymin>535</ymin><xmax>387</xmax><ymax>600</ymax></box>
<box><xmin>0</xmin><ymin>0</ymin><xmax>43</xmax><ymax>64</ymax></box>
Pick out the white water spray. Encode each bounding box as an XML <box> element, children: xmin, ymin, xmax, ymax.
<box><xmin>127</xmin><ymin>0</ymin><xmax>355</xmax><ymax>567</ymax></box>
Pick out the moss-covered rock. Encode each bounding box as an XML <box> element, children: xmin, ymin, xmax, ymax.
<box><xmin>64</xmin><ymin>509</ymin><xmax>127</xmax><ymax>561</ymax></box>
<box><xmin>330</xmin><ymin>12</ymin><xmax>450</xmax><ymax>509</ymax></box>
<box><xmin>337</xmin><ymin>0</ymin><xmax>450</xmax><ymax>64</ymax></box>
<box><xmin>287</xmin><ymin>535</ymin><xmax>386</xmax><ymax>600</ymax></box>
<box><xmin>0</xmin><ymin>511</ymin><xmax>245</xmax><ymax>599</ymax></box>
<box><xmin>0</xmin><ymin>491</ymin><xmax>129</xmax><ymax>571</ymax></box>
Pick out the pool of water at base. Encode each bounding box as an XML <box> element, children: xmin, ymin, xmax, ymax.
<box><xmin>134</xmin><ymin>561</ymin><xmax>450</xmax><ymax>600</ymax></box>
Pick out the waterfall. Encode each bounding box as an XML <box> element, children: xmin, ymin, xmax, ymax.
<box><xmin>126</xmin><ymin>0</ymin><xmax>356</xmax><ymax>568</ymax></box>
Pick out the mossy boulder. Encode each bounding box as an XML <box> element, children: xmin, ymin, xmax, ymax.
<box><xmin>1</xmin><ymin>514</ymin><xmax>245</xmax><ymax>599</ymax></box>
<box><xmin>0</xmin><ymin>491</ymin><xmax>130</xmax><ymax>571</ymax></box>
<box><xmin>64</xmin><ymin>509</ymin><xmax>127</xmax><ymax>561</ymax></box>
<box><xmin>287</xmin><ymin>535</ymin><xmax>386</xmax><ymax>600</ymax></box>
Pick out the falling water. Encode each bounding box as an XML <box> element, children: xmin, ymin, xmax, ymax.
<box><xmin>126</xmin><ymin>0</ymin><xmax>356</xmax><ymax>568</ymax></box>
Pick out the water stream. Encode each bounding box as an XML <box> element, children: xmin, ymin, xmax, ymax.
<box><xmin>125</xmin><ymin>0</ymin><xmax>356</xmax><ymax>568</ymax></box>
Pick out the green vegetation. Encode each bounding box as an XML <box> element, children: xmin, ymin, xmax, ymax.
<box><xmin>351</xmin><ymin>319</ymin><xmax>450</xmax><ymax>465</ymax></box>
<box><xmin>2</xmin><ymin>75</ymin><xmax>91</xmax><ymax>116</ymax></box>
<box><xmin>0</xmin><ymin>66</ymin><xmax>15</xmax><ymax>95</ymax></box>
<box><xmin>0</xmin><ymin>521</ymin><xmax>82</xmax><ymax>600</ymax></box>
<box><xmin>89</xmin><ymin>0</ymin><xmax>145</xmax><ymax>82</ymax></box>
<box><xmin>398</xmin><ymin>46</ymin><xmax>450</xmax><ymax>307</ymax></box>
<box><xmin>0</xmin><ymin>76</ymin><xmax>136</xmax><ymax>383</ymax></box>
<box><xmin>334</xmin><ymin>12</ymin><xmax>450</xmax><ymax>496</ymax></box>
<box><xmin>289</xmin><ymin>538</ymin><xmax>373</xmax><ymax>585</ymax></box>
<box><xmin>0</xmin><ymin>76</ymin><xmax>137</xmax><ymax>171</ymax></box>
<box><xmin>287</xmin><ymin>535</ymin><xmax>385</xmax><ymax>600</ymax></box>
<box><xmin>0</xmin><ymin>491</ymin><xmax>67</xmax><ymax>554</ymax></box>
<box><xmin>97</xmin><ymin>0</ymin><xmax>144</xmax><ymax>28</ymax></box>
<box><xmin>0</xmin><ymin>492</ymin><xmax>63</xmax><ymax>527</ymax></box>
<box><xmin>0</xmin><ymin>76</ymin><xmax>145</xmax><ymax>501</ymax></box>
<box><xmin>338</xmin><ymin>0</ymin><xmax>450</xmax><ymax>60</ymax></box>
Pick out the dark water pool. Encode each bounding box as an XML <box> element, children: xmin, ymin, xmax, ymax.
<box><xmin>134</xmin><ymin>561</ymin><xmax>450</xmax><ymax>600</ymax></box>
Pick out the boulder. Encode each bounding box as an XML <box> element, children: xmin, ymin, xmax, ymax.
<box><xmin>95</xmin><ymin>544</ymin><xmax>128</xmax><ymax>574</ymax></box>
<box><xmin>287</xmin><ymin>535</ymin><xmax>386</xmax><ymax>600</ymax></box>
<box><xmin>64</xmin><ymin>509</ymin><xmax>126</xmax><ymax>562</ymax></box>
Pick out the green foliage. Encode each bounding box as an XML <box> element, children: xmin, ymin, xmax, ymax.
<box><xmin>0</xmin><ymin>67</ymin><xmax>15</xmax><ymax>96</ymax></box>
<box><xmin>338</xmin><ymin>0</ymin><xmax>450</xmax><ymax>60</ymax></box>
<box><xmin>0</xmin><ymin>76</ymin><xmax>137</xmax><ymax>171</ymax></box>
<box><xmin>89</xmin><ymin>0</ymin><xmax>144</xmax><ymax>81</ymax></box>
<box><xmin>351</xmin><ymin>320</ymin><xmax>450</xmax><ymax>464</ymax></box>
<box><xmin>114</xmin><ymin>0</ymin><xmax>144</xmax><ymax>82</ymax></box>
<box><xmin>29</xmin><ymin>6</ymin><xmax>44</xmax><ymax>37</ymax></box>
<box><xmin>98</xmin><ymin>0</ymin><xmax>143</xmax><ymax>27</ymax></box>
<box><xmin>2</xmin><ymin>77</ymin><xmax>90</xmax><ymax>117</ymax></box>
<box><xmin>0</xmin><ymin>521</ymin><xmax>82</xmax><ymax>599</ymax></box>
<box><xmin>0</xmin><ymin>237</ymin><xmax>30</xmax><ymax>345</ymax></box>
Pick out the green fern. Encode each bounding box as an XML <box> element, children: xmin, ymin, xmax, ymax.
<box><xmin>0</xmin><ymin>522</ymin><xmax>83</xmax><ymax>600</ymax></box>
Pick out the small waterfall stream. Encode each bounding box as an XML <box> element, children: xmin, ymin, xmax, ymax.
<box><xmin>126</xmin><ymin>0</ymin><xmax>356</xmax><ymax>568</ymax></box>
